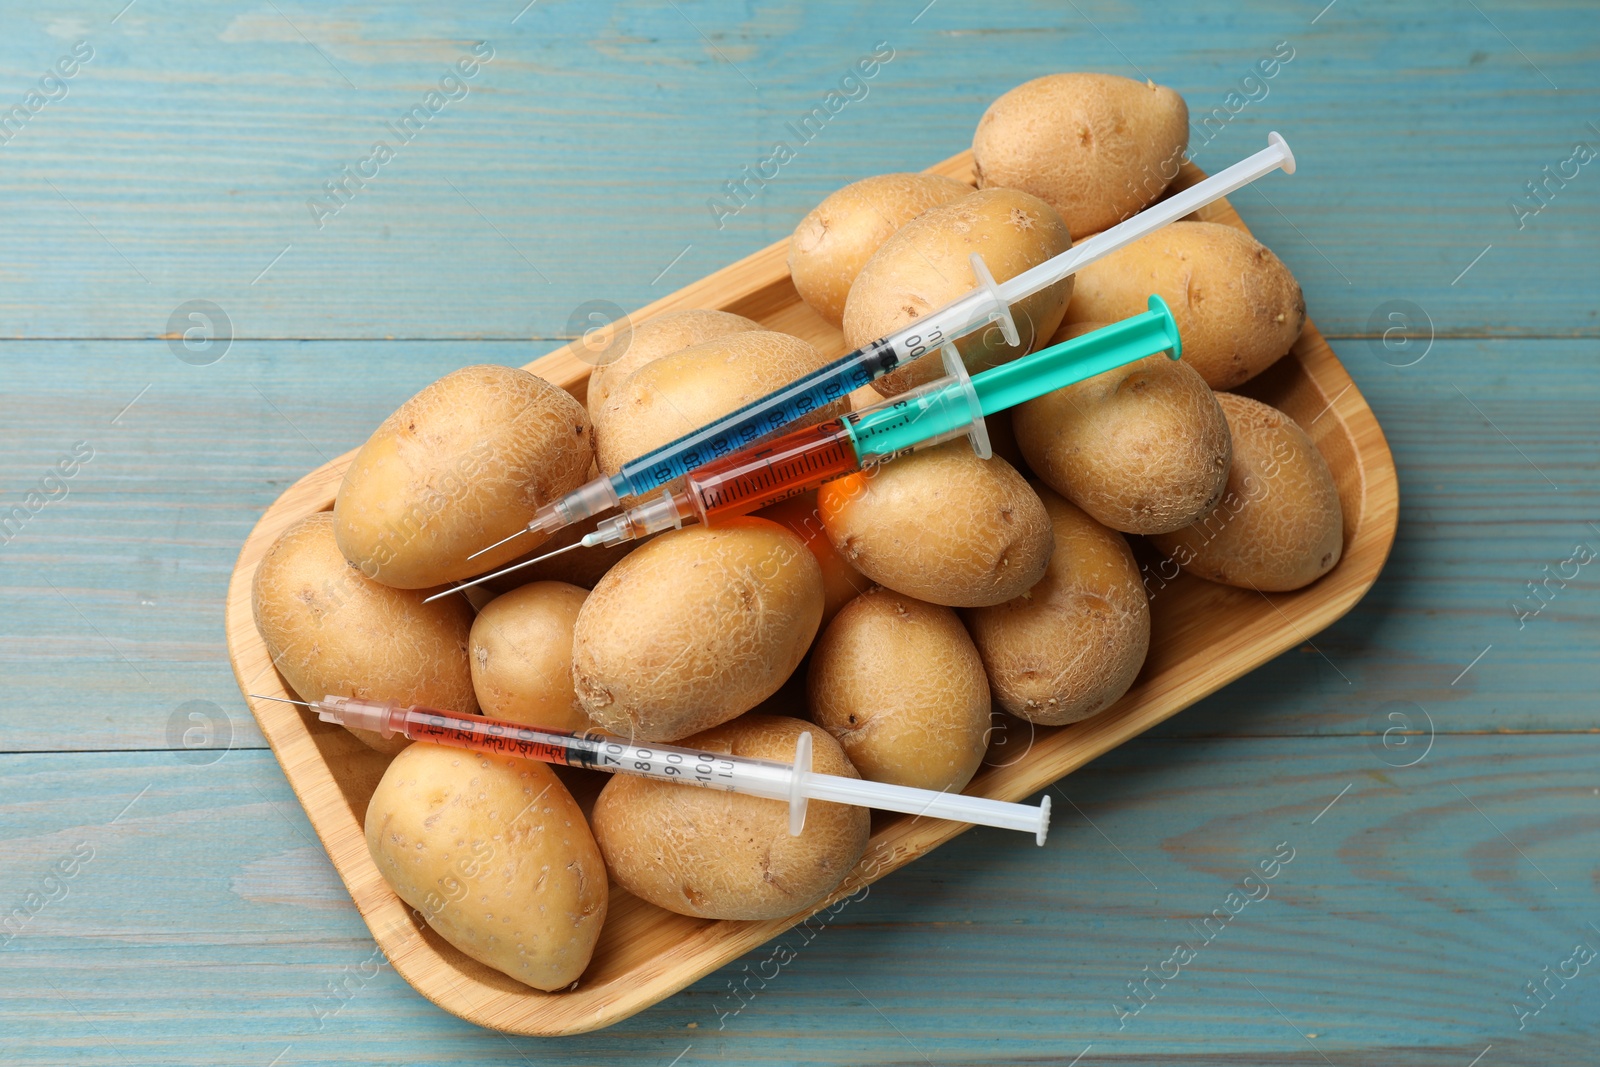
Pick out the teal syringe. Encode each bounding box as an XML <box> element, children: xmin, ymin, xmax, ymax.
<box><xmin>426</xmin><ymin>297</ymin><xmax>1180</xmax><ymax>600</ymax></box>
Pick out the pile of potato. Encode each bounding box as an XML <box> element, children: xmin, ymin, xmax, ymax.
<box><xmin>251</xmin><ymin>72</ymin><xmax>1341</xmax><ymax>992</ymax></box>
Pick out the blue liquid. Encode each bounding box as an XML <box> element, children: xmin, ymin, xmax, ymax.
<box><xmin>612</xmin><ymin>338</ymin><xmax>901</xmax><ymax>498</ymax></box>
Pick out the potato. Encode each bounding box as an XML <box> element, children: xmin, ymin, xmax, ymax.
<box><xmin>365</xmin><ymin>744</ymin><xmax>606</xmax><ymax>991</ymax></box>
<box><xmin>585</xmin><ymin>309</ymin><xmax>762</xmax><ymax>425</ymax></box>
<box><xmin>594</xmin><ymin>331</ymin><xmax>850</xmax><ymax>476</ymax></box>
<box><xmin>469</xmin><ymin>582</ymin><xmax>591</xmax><ymax>733</ymax></box>
<box><xmin>252</xmin><ymin>512</ymin><xmax>477</xmax><ymax>754</ymax></box>
<box><xmin>1063</xmin><ymin>221</ymin><xmax>1305</xmax><ymax>389</ymax></box>
<box><xmin>591</xmin><ymin>715</ymin><xmax>869</xmax><ymax>920</ymax></box>
<box><xmin>573</xmin><ymin>519</ymin><xmax>824</xmax><ymax>742</ymax></box>
<box><xmin>843</xmin><ymin>188</ymin><xmax>1074</xmax><ymax>396</ymax></box>
<box><xmin>963</xmin><ymin>488</ymin><xmax>1150</xmax><ymax>724</ymax></box>
<box><xmin>973</xmin><ymin>72</ymin><xmax>1190</xmax><ymax>237</ymax></box>
<box><xmin>334</xmin><ymin>364</ymin><xmax>592</xmax><ymax>589</ymax></box>
<box><xmin>1013</xmin><ymin>326</ymin><xmax>1231</xmax><ymax>534</ymax></box>
<box><xmin>1147</xmin><ymin>393</ymin><xmax>1343</xmax><ymax>591</ymax></box>
<box><xmin>808</xmin><ymin>588</ymin><xmax>990</xmax><ymax>792</ymax></box>
<box><xmin>818</xmin><ymin>441</ymin><xmax>1052</xmax><ymax>607</ymax></box>
<box><xmin>757</xmin><ymin>491</ymin><xmax>873</xmax><ymax>627</ymax></box>
<box><xmin>789</xmin><ymin>173</ymin><xmax>973</xmax><ymax>327</ymax></box>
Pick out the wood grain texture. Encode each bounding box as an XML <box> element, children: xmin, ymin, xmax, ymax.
<box><xmin>3</xmin><ymin>736</ymin><xmax>1596</xmax><ymax>1064</ymax></box>
<box><xmin>0</xmin><ymin>0</ymin><xmax>1591</xmax><ymax>339</ymax></box>
<box><xmin>2</xmin><ymin>0</ymin><xmax>1597</xmax><ymax>1061</ymax></box>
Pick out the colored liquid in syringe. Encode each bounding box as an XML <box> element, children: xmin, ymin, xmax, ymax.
<box><xmin>400</xmin><ymin>709</ymin><xmax>744</xmax><ymax>791</ymax></box>
<box><xmin>404</xmin><ymin>709</ymin><xmax>602</xmax><ymax>768</ymax></box>
<box><xmin>691</xmin><ymin>420</ymin><xmax>861</xmax><ymax>520</ymax></box>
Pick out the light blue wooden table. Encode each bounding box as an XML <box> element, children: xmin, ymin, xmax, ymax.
<box><xmin>2</xmin><ymin>1</ymin><xmax>1596</xmax><ymax>1063</ymax></box>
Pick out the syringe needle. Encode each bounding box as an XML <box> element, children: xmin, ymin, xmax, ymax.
<box><xmin>467</xmin><ymin>527</ymin><xmax>529</xmax><ymax>561</ymax></box>
<box><xmin>249</xmin><ymin>694</ymin><xmax>315</xmax><ymax>708</ymax></box>
<box><xmin>421</xmin><ymin>541</ymin><xmax>586</xmax><ymax>604</ymax></box>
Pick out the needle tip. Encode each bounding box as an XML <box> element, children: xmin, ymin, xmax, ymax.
<box><xmin>249</xmin><ymin>693</ymin><xmax>315</xmax><ymax>708</ymax></box>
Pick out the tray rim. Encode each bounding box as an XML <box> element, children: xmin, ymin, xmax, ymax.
<box><xmin>225</xmin><ymin>150</ymin><xmax>1399</xmax><ymax>1036</ymax></box>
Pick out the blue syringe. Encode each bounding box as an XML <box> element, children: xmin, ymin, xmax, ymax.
<box><xmin>471</xmin><ymin>134</ymin><xmax>1295</xmax><ymax>560</ymax></box>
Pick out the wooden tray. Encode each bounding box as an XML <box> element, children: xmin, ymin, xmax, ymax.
<box><xmin>225</xmin><ymin>152</ymin><xmax>1398</xmax><ymax>1035</ymax></box>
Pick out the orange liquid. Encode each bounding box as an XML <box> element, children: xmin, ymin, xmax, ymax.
<box><xmin>687</xmin><ymin>420</ymin><xmax>859</xmax><ymax>522</ymax></box>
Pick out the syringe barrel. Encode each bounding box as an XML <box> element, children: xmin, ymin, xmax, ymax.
<box><xmin>844</xmin><ymin>374</ymin><xmax>979</xmax><ymax>465</ymax></box>
<box><xmin>607</xmin><ymin>289</ymin><xmax>995</xmax><ymax>500</ymax></box>
<box><xmin>395</xmin><ymin>704</ymin><xmax>800</xmax><ymax>800</ymax></box>
<box><xmin>803</xmin><ymin>772</ymin><xmax>1048</xmax><ymax>838</ymax></box>
<box><xmin>684</xmin><ymin>420</ymin><xmax>861</xmax><ymax>522</ymax></box>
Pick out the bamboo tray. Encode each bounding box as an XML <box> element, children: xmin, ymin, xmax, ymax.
<box><xmin>225</xmin><ymin>151</ymin><xmax>1398</xmax><ymax>1035</ymax></box>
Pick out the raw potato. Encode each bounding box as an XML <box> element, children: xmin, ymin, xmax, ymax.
<box><xmin>365</xmin><ymin>744</ymin><xmax>606</xmax><ymax>991</ymax></box>
<box><xmin>964</xmin><ymin>488</ymin><xmax>1150</xmax><ymax>724</ymax></box>
<box><xmin>334</xmin><ymin>364</ymin><xmax>592</xmax><ymax>588</ymax></box>
<box><xmin>591</xmin><ymin>715</ymin><xmax>870</xmax><ymax>920</ymax></box>
<box><xmin>585</xmin><ymin>309</ymin><xmax>763</xmax><ymax>425</ymax></box>
<box><xmin>844</xmin><ymin>188</ymin><xmax>1074</xmax><ymax>396</ymax></box>
<box><xmin>1064</xmin><ymin>221</ymin><xmax>1305</xmax><ymax>389</ymax></box>
<box><xmin>573</xmin><ymin>519</ymin><xmax>825</xmax><ymax>742</ymax></box>
<box><xmin>1013</xmin><ymin>325</ymin><xmax>1231</xmax><ymax>534</ymax></box>
<box><xmin>973</xmin><ymin>72</ymin><xmax>1190</xmax><ymax>237</ymax></box>
<box><xmin>594</xmin><ymin>331</ymin><xmax>850</xmax><ymax>476</ymax></box>
<box><xmin>469</xmin><ymin>582</ymin><xmax>591</xmax><ymax>732</ymax></box>
<box><xmin>808</xmin><ymin>588</ymin><xmax>990</xmax><ymax>792</ymax></box>
<box><xmin>818</xmin><ymin>441</ymin><xmax>1053</xmax><ymax>608</ymax></box>
<box><xmin>252</xmin><ymin>512</ymin><xmax>477</xmax><ymax>755</ymax></box>
<box><xmin>1148</xmin><ymin>393</ymin><xmax>1343</xmax><ymax>591</ymax></box>
<box><xmin>789</xmin><ymin>173</ymin><xmax>973</xmax><ymax>327</ymax></box>
<box><xmin>758</xmin><ymin>491</ymin><xmax>873</xmax><ymax>627</ymax></box>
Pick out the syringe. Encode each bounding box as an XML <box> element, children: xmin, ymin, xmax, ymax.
<box><xmin>431</xmin><ymin>297</ymin><xmax>1180</xmax><ymax>598</ymax></box>
<box><xmin>469</xmin><ymin>134</ymin><xmax>1296</xmax><ymax>560</ymax></box>
<box><xmin>251</xmin><ymin>694</ymin><xmax>1050</xmax><ymax>843</ymax></box>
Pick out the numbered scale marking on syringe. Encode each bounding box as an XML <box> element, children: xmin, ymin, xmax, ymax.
<box><xmin>250</xmin><ymin>693</ymin><xmax>1050</xmax><ymax>843</ymax></box>
<box><xmin>382</xmin><ymin>708</ymin><xmax>758</xmax><ymax>793</ymax></box>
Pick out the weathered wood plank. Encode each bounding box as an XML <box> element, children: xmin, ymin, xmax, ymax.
<box><xmin>0</xmin><ymin>0</ymin><xmax>1592</xmax><ymax>340</ymax></box>
<box><xmin>2</xmin><ymin>737</ymin><xmax>1595</xmax><ymax>1063</ymax></box>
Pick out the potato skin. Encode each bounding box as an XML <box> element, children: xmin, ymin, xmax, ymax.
<box><xmin>1013</xmin><ymin>327</ymin><xmax>1231</xmax><ymax>534</ymax></box>
<box><xmin>808</xmin><ymin>588</ymin><xmax>990</xmax><ymax>792</ymax></box>
<box><xmin>572</xmin><ymin>519</ymin><xmax>825</xmax><ymax>742</ymax></box>
<box><xmin>757</xmin><ymin>491</ymin><xmax>873</xmax><ymax>628</ymax></box>
<box><xmin>365</xmin><ymin>745</ymin><xmax>606</xmax><ymax>991</ymax></box>
<box><xmin>591</xmin><ymin>715</ymin><xmax>870</xmax><ymax>921</ymax></box>
<box><xmin>818</xmin><ymin>441</ymin><xmax>1053</xmax><ymax>608</ymax></box>
<box><xmin>469</xmin><ymin>582</ymin><xmax>591</xmax><ymax>733</ymax></box>
<box><xmin>963</xmin><ymin>489</ymin><xmax>1150</xmax><ymax>724</ymax></box>
<box><xmin>252</xmin><ymin>512</ymin><xmax>477</xmax><ymax>754</ymax></box>
<box><xmin>1148</xmin><ymin>393</ymin><xmax>1343</xmax><ymax>591</ymax></box>
<box><xmin>789</xmin><ymin>173</ymin><xmax>972</xmax><ymax>327</ymax></box>
<box><xmin>594</xmin><ymin>331</ymin><xmax>849</xmax><ymax>476</ymax></box>
<box><xmin>973</xmin><ymin>72</ymin><xmax>1190</xmax><ymax>237</ymax></box>
<box><xmin>844</xmin><ymin>188</ymin><xmax>1074</xmax><ymax>396</ymax></box>
<box><xmin>1064</xmin><ymin>221</ymin><xmax>1305</xmax><ymax>389</ymax></box>
<box><xmin>334</xmin><ymin>364</ymin><xmax>592</xmax><ymax>588</ymax></box>
<box><xmin>585</xmin><ymin>309</ymin><xmax>762</xmax><ymax>425</ymax></box>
